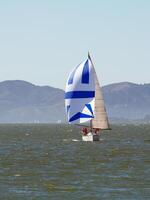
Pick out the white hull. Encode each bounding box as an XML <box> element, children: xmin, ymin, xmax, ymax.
<box><xmin>82</xmin><ymin>132</ymin><xmax>100</xmax><ymax>142</ymax></box>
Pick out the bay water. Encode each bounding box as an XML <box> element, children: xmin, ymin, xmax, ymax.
<box><xmin>0</xmin><ymin>124</ymin><xmax>149</xmax><ymax>199</ymax></box>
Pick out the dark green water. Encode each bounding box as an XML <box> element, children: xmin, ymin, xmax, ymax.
<box><xmin>0</xmin><ymin>124</ymin><xmax>149</xmax><ymax>200</ymax></box>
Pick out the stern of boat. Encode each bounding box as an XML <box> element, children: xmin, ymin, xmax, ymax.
<box><xmin>82</xmin><ymin>132</ymin><xmax>99</xmax><ymax>142</ymax></box>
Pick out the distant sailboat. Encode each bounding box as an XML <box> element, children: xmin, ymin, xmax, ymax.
<box><xmin>65</xmin><ymin>53</ymin><xmax>110</xmax><ymax>141</ymax></box>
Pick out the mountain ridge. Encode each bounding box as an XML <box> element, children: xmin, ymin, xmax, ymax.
<box><xmin>0</xmin><ymin>80</ymin><xmax>150</xmax><ymax>123</ymax></box>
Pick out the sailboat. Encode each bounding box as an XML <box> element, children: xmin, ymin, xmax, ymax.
<box><xmin>65</xmin><ymin>53</ymin><xmax>110</xmax><ymax>141</ymax></box>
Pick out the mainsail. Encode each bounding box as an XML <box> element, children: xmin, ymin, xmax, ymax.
<box><xmin>65</xmin><ymin>53</ymin><xmax>110</xmax><ymax>130</ymax></box>
<box><xmin>92</xmin><ymin>75</ymin><xmax>110</xmax><ymax>129</ymax></box>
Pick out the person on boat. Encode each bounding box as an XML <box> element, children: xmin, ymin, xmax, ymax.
<box><xmin>93</xmin><ymin>128</ymin><xmax>100</xmax><ymax>135</ymax></box>
<box><xmin>82</xmin><ymin>127</ymin><xmax>88</xmax><ymax>136</ymax></box>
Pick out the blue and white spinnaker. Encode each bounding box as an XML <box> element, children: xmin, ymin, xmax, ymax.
<box><xmin>65</xmin><ymin>55</ymin><xmax>96</xmax><ymax>124</ymax></box>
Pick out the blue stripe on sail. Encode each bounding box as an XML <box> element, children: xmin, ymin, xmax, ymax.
<box><xmin>85</xmin><ymin>103</ymin><xmax>94</xmax><ymax>115</ymax></box>
<box><xmin>65</xmin><ymin>91</ymin><xmax>95</xmax><ymax>99</ymax></box>
<box><xmin>68</xmin><ymin>69</ymin><xmax>76</xmax><ymax>85</ymax></box>
<box><xmin>69</xmin><ymin>112</ymin><xmax>93</xmax><ymax>122</ymax></box>
<box><xmin>82</xmin><ymin>60</ymin><xmax>89</xmax><ymax>84</ymax></box>
<box><xmin>66</xmin><ymin>105</ymin><xmax>70</xmax><ymax>113</ymax></box>
<box><xmin>68</xmin><ymin>65</ymin><xmax>79</xmax><ymax>85</ymax></box>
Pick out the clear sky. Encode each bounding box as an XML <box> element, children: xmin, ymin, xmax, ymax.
<box><xmin>0</xmin><ymin>0</ymin><xmax>150</xmax><ymax>89</ymax></box>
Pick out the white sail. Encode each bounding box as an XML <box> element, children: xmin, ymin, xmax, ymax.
<box><xmin>65</xmin><ymin>58</ymin><xmax>95</xmax><ymax>124</ymax></box>
<box><xmin>92</xmin><ymin>75</ymin><xmax>110</xmax><ymax>129</ymax></box>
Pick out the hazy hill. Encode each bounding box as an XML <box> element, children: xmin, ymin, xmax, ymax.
<box><xmin>102</xmin><ymin>82</ymin><xmax>150</xmax><ymax>120</ymax></box>
<box><xmin>0</xmin><ymin>80</ymin><xmax>150</xmax><ymax>123</ymax></box>
<box><xmin>0</xmin><ymin>80</ymin><xmax>65</xmax><ymax>123</ymax></box>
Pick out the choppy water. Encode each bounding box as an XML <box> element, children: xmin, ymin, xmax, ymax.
<box><xmin>0</xmin><ymin>124</ymin><xmax>149</xmax><ymax>200</ymax></box>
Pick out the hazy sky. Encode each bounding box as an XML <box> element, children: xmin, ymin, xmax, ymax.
<box><xmin>0</xmin><ymin>0</ymin><xmax>150</xmax><ymax>89</ymax></box>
